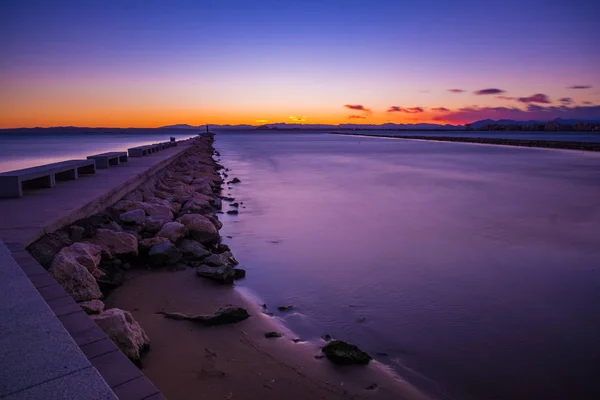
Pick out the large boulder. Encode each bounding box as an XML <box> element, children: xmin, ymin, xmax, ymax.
<box><xmin>119</xmin><ymin>209</ymin><xmax>146</xmax><ymax>225</ymax></box>
<box><xmin>144</xmin><ymin>216</ymin><xmax>171</xmax><ymax>234</ymax></box>
<box><xmin>93</xmin><ymin>308</ymin><xmax>150</xmax><ymax>363</ymax></box>
<box><xmin>178</xmin><ymin>239</ymin><xmax>210</xmax><ymax>260</ymax></box>
<box><xmin>79</xmin><ymin>299</ymin><xmax>105</xmax><ymax>315</ymax></box>
<box><xmin>196</xmin><ymin>264</ymin><xmax>235</xmax><ymax>284</ymax></box>
<box><xmin>191</xmin><ymin>181</ymin><xmax>213</xmax><ymax>196</ymax></box>
<box><xmin>139</xmin><ymin>237</ymin><xmax>171</xmax><ymax>254</ymax></box>
<box><xmin>148</xmin><ymin>242</ymin><xmax>182</xmax><ymax>266</ymax></box>
<box><xmin>204</xmin><ymin>214</ymin><xmax>223</xmax><ymax>230</ymax></box>
<box><xmin>202</xmin><ymin>251</ymin><xmax>238</xmax><ymax>267</ymax></box>
<box><xmin>321</xmin><ymin>341</ymin><xmax>372</xmax><ymax>365</ymax></box>
<box><xmin>58</xmin><ymin>242</ymin><xmax>104</xmax><ymax>278</ymax></box>
<box><xmin>138</xmin><ymin>202</ymin><xmax>174</xmax><ymax>219</ymax></box>
<box><xmin>28</xmin><ymin>230</ymin><xmax>72</xmax><ymax>267</ymax></box>
<box><xmin>144</xmin><ymin>196</ymin><xmax>181</xmax><ymax>214</ymax></box>
<box><xmin>49</xmin><ymin>251</ymin><xmax>102</xmax><ymax>302</ymax></box>
<box><xmin>90</xmin><ymin>229</ymin><xmax>138</xmax><ymax>258</ymax></box>
<box><xmin>176</xmin><ymin>214</ymin><xmax>219</xmax><ymax>244</ymax></box>
<box><xmin>181</xmin><ymin>197</ymin><xmax>212</xmax><ymax>214</ymax></box>
<box><xmin>112</xmin><ymin>200</ymin><xmax>143</xmax><ymax>214</ymax></box>
<box><xmin>156</xmin><ymin>222</ymin><xmax>186</xmax><ymax>243</ymax></box>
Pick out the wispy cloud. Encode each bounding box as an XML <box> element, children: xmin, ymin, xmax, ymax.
<box><xmin>568</xmin><ymin>85</ymin><xmax>592</xmax><ymax>89</ymax></box>
<box><xmin>386</xmin><ymin>106</ymin><xmax>425</xmax><ymax>113</ymax></box>
<box><xmin>289</xmin><ymin>116</ymin><xmax>307</xmax><ymax>122</ymax></box>
<box><xmin>255</xmin><ymin>119</ymin><xmax>269</xmax><ymax>123</ymax></box>
<box><xmin>434</xmin><ymin>105</ymin><xmax>600</xmax><ymax>124</ymax></box>
<box><xmin>348</xmin><ymin>115</ymin><xmax>366</xmax><ymax>119</ymax></box>
<box><xmin>431</xmin><ymin>107</ymin><xmax>450</xmax><ymax>112</ymax></box>
<box><xmin>517</xmin><ymin>93</ymin><xmax>551</xmax><ymax>104</ymax></box>
<box><xmin>583</xmin><ymin>101</ymin><xmax>593</xmax><ymax>105</ymax></box>
<box><xmin>448</xmin><ymin>89</ymin><xmax>466</xmax><ymax>93</ymax></box>
<box><xmin>474</xmin><ymin>88</ymin><xmax>506</xmax><ymax>95</ymax></box>
<box><xmin>559</xmin><ymin>97</ymin><xmax>573</xmax><ymax>105</ymax></box>
<box><xmin>496</xmin><ymin>95</ymin><xmax>514</xmax><ymax>100</ymax></box>
<box><xmin>344</xmin><ymin>104</ymin><xmax>371</xmax><ymax>112</ymax></box>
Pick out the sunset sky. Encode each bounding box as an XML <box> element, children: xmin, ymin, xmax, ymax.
<box><xmin>1</xmin><ymin>0</ymin><xmax>599</xmax><ymax>128</ymax></box>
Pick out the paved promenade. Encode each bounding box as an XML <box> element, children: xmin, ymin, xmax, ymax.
<box><xmin>0</xmin><ymin>139</ymin><xmax>193</xmax><ymax>399</ymax></box>
<box><xmin>0</xmin><ymin>140</ymin><xmax>194</xmax><ymax>247</ymax></box>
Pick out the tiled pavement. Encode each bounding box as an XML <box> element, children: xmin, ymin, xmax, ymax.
<box><xmin>1</xmin><ymin>241</ymin><xmax>166</xmax><ymax>400</ymax></box>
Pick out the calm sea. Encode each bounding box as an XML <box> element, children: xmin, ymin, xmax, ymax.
<box><xmin>0</xmin><ymin>129</ymin><xmax>197</xmax><ymax>173</ymax></box>
<box><xmin>215</xmin><ymin>132</ymin><xmax>600</xmax><ymax>400</ymax></box>
<box><xmin>335</xmin><ymin>130</ymin><xmax>600</xmax><ymax>142</ymax></box>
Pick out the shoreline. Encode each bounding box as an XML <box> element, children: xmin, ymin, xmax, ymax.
<box><xmin>27</xmin><ymin>133</ymin><xmax>430</xmax><ymax>399</ymax></box>
<box><xmin>330</xmin><ymin>132</ymin><xmax>600</xmax><ymax>152</ymax></box>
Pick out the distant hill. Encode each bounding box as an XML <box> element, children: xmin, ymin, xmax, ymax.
<box><xmin>469</xmin><ymin>118</ymin><xmax>600</xmax><ymax>129</ymax></box>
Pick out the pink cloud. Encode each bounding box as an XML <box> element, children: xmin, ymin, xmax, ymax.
<box><xmin>348</xmin><ymin>115</ymin><xmax>366</xmax><ymax>119</ymax></box>
<box><xmin>434</xmin><ymin>105</ymin><xmax>600</xmax><ymax>124</ymax></box>
<box><xmin>559</xmin><ymin>97</ymin><xmax>573</xmax><ymax>105</ymax></box>
<box><xmin>568</xmin><ymin>85</ymin><xmax>592</xmax><ymax>89</ymax></box>
<box><xmin>431</xmin><ymin>107</ymin><xmax>450</xmax><ymax>112</ymax></box>
<box><xmin>496</xmin><ymin>95</ymin><xmax>515</xmax><ymax>100</ymax></box>
<box><xmin>344</xmin><ymin>104</ymin><xmax>371</xmax><ymax>112</ymax></box>
<box><xmin>448</xmin><ymin>89</ymin><xmax>466</xmax><ymax>93</ymax></box>
<box><xmin>517</xmin><ymin>93</ymin><xmax>551</xmax><ymax>104</ymax></box>
<box><xmin>474</xmin><ymin>88</ymin><xmax>505</xmax><ymax>95</ymax></box>
<box><xmin>387</xmin><ymin>106</ymin><xmax>425</xmax><ymax>113</ymax></box>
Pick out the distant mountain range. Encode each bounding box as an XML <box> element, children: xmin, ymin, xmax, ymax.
<box><xmin>160</xmin><ymin>118</ymin><xmax>600</xmax><ymax>131</ymax></box>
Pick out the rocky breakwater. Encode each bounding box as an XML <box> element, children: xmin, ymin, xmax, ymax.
<box><xmin>27</xmin><ymin>133</ymin><xmax>246</xmax><ymax>364</ymax></box>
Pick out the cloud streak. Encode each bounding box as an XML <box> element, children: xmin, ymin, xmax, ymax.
<box><xmin>496</xmin><ymin>95</ymin><xmax>514</xmax><ymax>100</ymax></box>
<box><xmin>386</xmin><ymin>106</ymin><xmax>425</xmax><ymax>113</ymax></box>
<box><xmin>474</xmin><ymin>88</ymin><xmax>505</xmax><ymax>95</ymax></box>
<box><xmin>559</xmin><ymin>97</ymin><xmax>573</xmax><ymax>105</ymax></box>
<box><xmin>448</xmin><ymin>89</ymin><xmax>466</xmax><ymax>93</ymax></box>
<box><xmin>568</xmin><ymin>85</ymin><xmax>592</xmax><ymax>89</ymax></box>
<box><xmin>517</xmin><ymin>93</ymin><xmax>551</xmax><ymax>104</ymax></box>
<box><xmin>431</xmin><ymin>107</ymin><xmax>450</xmax><ymax>112</ymax></box>
<box><xmin>348</xmin><ymin>115</ymin><xmax>366</xmax><ymax>119</ymax></box>
<box><xmin>434</xmin><ymin>105</ymin><xmax>600</xmax><ymax>124</ymax></box>
<box><xmin>344</xmin><ymin>104</ymin><xmax>371</xmax><ymax>112</ymax></box>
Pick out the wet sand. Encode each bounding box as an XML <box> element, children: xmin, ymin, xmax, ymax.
<box><xmin>107</xmin><ymin>268</ymin><xmax>429</xmax><ymax>400</ymax></box>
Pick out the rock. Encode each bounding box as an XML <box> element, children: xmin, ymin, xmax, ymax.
<box><xmin>68</xmin><ymin>225</ymin><xmax>85</xmax><ymax>242</ymax></box>
<box><xmin>158</xmin><ymin>305</ymin><xmax>249</xmax><ymax>326</ymax></box>
<box><xmin>230</xmin><ymin>202</ymin><xmax>239</xmax><ymax>207</ymax></box>
<box><xmin>204</xmin><ymin>214</ymin><xmax>223</xmax><ymax>230</ymax></box>
<box><xmin>79</xmin><ymin>299</ymin><xmax>105</xmax><ymax>315</ymax></box>
<box><xmin>190</xmin><ymin>181</ymin><xmax>213</xmax><ymax>196</ymax></box>
<box><xmin>147</xmin><ymin>242</ymin><xmax>182</xmax><ymax>266</ymax></box>
<box><xmin>28</xmin><ymin>230</ymin><xmax>72</xmax><ymax>267</ymax></box>
<box><xmin>176</xmin><ymin>214</ymin><xmax>219</xmax><ymax>244</ymax></box>
<box><xmin>227</xmin><ymin>177</ymin><xmax>241</xmax><ymax>184</ymax></box>
<box><xmin>49</xmin><ymin>251</ymin><xmax>102</xmax><ymax>302</ymax></box>
<box><xmin>221</xmin><ymin>196</ymin><xmax>235</xmax><ymax>201</ymax></box>
<box><xmin>138</xmin><ymin>202</ymin><xmax>174</xmax><ymax>219</ymax></box>
<box><xmin>178</xmin><ymin>239</ymin><xmax>210</xmax><ymax>260</ymax></box>
<box><xmin>321</xmin><ymin>340</ymin><xmax>372</xmax><ymax>365</ymax></box>
<box><xmin>233</xmin><ymin>269</ymin><xmax>246</xmax><ymax>280</ymax></box>
<box><xmin>181</xmin><ymin>197</ymin><xmax>212</xmax><ymax>214</ymax></box>
<box><xmin>226</xmin><ymin>210</ymin><xmax>239</xmax><ymax>215</ymax></box>
<box><xmin>277</xmin><ymin>305</ymin><xmax>293</xmax><ymax>312</ymax></box>
<box><xmin>292</xmin><ymin>338</ymin><xmax>304</xmax><ymax>343</ymax></box>
<box><xmin>139</xmin><ymin>237</ymin><xmax>171</xmax><ymax>253</ymax></box>
<box><xmin>90</xmin><ymin>229</ymin><xmax>138</xmax><ymax>258</ymax></box>
<box><xmin>216</xmin><ymin>243</ymin><xmax>230</xmax><ymax>252</ymax></box>
<box><xmin>112</xmin><ymin>200</ymin><xmax>143</xmax><ymax>214</ymax></box>
<box><xmin>58</xmin><ymin>242</ymin><xmax>104</xmax><ymax>278</ymax></box>
<box><xmin>93</xmin><ymin>308</ymin><xmax>150</xmax><ymax>363</ymax></box>
<box><xmin>119</xmin><ymin>209</ymin><xmax>146</xmax><ymax>225</ymax></box>
<box><xmin>195</xmin><ymin>265</ymin><xmax>235</xmax><ymax>284</ymax></box>
<box><xmin>123</xmin><ymin>230</ymin><xmax>142</xmax><ymax>241</ymax></box>
<box><xmin>366</xmin><ymin>384</ymin><xmax>378</xmax><ymax>390</ymax></box>
<box><xmin>265</xmin><ymin>332</ymin><xmax>282</xmax><ymax>338</ymax></box>
<box><xmin>179</xmin><ymin>175</ymin><xmax>193</xmax><ymax>185</ymax></box>
<box><xmin>144</xmin><ymin>216</ymin><xmax>171</xmax><ymax>234</ymax></box>
<box><xmin>156</xmin><ymin>222</ymin><xmax>186</xmax><ymax>243</ymax></box>
<box><xmin>103</xmin><ymin>220</ymin><xmax>124</xmax><ymax>232</ymax></box>
<box><xmin>314</xmin><ymin>355</ymin><xmax>325</xmax><ymax>360</ymax></box>
<box><xmin>212</xmin><ymin>197</ymin><xmax>222</xmax><ymax>210</ymax></box>
<box><xmin>202</xmin><ymin>251</ymin><xmax>238</xmax><ymax>267</ymax></box>
<box><xmin>321</xmin><ymin>334</ymin><xmax>332</xmax><ymax>342</ymax></box>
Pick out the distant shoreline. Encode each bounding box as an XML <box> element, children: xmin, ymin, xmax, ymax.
<box><xmin>330</xmin><ymin>132</ymin><xmax>600</xmax><ymax>152</ymax></box>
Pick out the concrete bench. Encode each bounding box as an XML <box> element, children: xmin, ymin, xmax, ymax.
<box><xmin>87</xmin><ymin>151</ymin><xmax>128</xmax><ymax>169</ymax></box>
<box><xmin>0</xmin><ymin>160</ymin><xmax>96</xmax><ymax>198</ymax></box>
<box><xmin>127</xmin><ymin>145</ymin><xmax>155</xmax><ymax>157</ymax></box>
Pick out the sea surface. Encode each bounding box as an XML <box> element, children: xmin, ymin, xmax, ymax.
<box><xmin>0</xmin><ymin>129</ymin><xmax>197</xmax><ymax>173</ymax></box>
<box><xmin>214</xmin><ymin>132</ymin><xmax>600</xmax><ymax>400</ymax></box>
<box><xmin>335</xmin><ymin>129</ymin><xmax>600</xmax><ymax>142</ymax></box>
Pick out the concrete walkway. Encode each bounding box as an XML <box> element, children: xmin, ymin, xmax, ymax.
<box><xmin>0</xmin><ymin>240</ymin><xmax>117</xmax><ymax>400</ymax></box>
<box><xmin>0</xmin><ymin>139</ymin><xmax>195</xmax><ymax>247</ymax></box>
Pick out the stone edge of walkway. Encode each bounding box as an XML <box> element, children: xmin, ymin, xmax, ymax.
<box><xmin>6</xmin><ymin>242</ymin><xmax>167</xmax><ymax>400</ymax></box>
